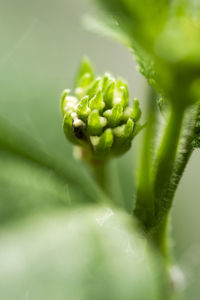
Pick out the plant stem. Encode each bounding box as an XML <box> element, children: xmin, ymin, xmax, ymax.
<box><xmin>135</xmin><ymin>100</ymin><xmax>188</xmax><ymax>255</ymax></box>
<box><xmin>90</xmin><ymin>160</ymin><xmax>109</xmax><ymax>195</ymax></box>
<box><xmin>152</xmin><ymin>104</ymin><xmax>186</xmax><ymax>227</ymax></box>
<box><xmin>143</xmin><ymin>104</ymin><xmax>186</xmax><ymax>270</ymax></box>
<box><xmin>149</xmin><ymin>215</ymin><xmax>170</xmax><ymax>261</ymax></box>
<box><xmin>151</xmin><ymin>104</ymin><xmax>199</xmax><ymax>243</ymax></box>
<box><xmin>147</xmin><ymin>104</ymin><xmax>200</xmax><ymax>300</ymax></box>
<box><xmin>163</xmin><ymin>104</ymin><xmax>199</xmax><ymax>205</ymax></box>
<box><xmin>134</xmin><ymin>94</ymin><xmax>157</xmax><ymax>229</ymax></box>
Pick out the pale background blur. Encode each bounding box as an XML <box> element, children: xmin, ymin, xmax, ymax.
<box><xmin>1</xmin><ymin>0</ymin><xmax>200</xmax><ymax>298</ymax></box>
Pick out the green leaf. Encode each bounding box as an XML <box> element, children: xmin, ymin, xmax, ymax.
<box><xmin>0</xmin><ymin>207</ymin><xmax>165</xmax><ymax>300</ymax></box>
<box><xmin>0</xmin><ymin>152</ymin><xmax>69</xmax><ymax>225</ymax></box>
<box><xmin>93</xmin><ymin>0</ymin><xmax>200</xmax><ymax>104</ymax></box>
<box><xmin>0</xmin><ymin>117</ymin><xmax>105</xmax><ymax>217</ymax></box>
<box><xmin>83</xmin><ymin>15</ymin><xmax>131</xmax><ymax>47</ymax></box>
<box><xmin>85</xmin><ymin>10</ymin><xmax>157</xmax><ymax>91</ymax></box>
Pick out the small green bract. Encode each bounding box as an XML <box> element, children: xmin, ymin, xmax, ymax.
<box><xmin>61</xmin><ymin>58</ymin><xmax>142</xmax><ymax>161</ymax></box>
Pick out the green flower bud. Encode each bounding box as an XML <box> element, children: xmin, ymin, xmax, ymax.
<box><xmin>61</xmin><ymin>58</ymin><xmax>142</xmax><ymax>161</ymax></box>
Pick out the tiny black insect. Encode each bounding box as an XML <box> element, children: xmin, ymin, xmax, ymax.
<box><xmin>73</xmin><ymin>125</ymin><xmax>85</xmax><ymax>139</ymax></box>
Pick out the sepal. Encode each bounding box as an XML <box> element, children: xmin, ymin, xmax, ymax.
<box><xmin>88</xmin><ymin>110</ymin><xmax>107</xmax><ymax>136</ymax></box>
<box><xmin>103</xmin><ymin>103</ymin><xmax>123</xmax><ymax>127</ymax></box>
<box><xmin>77</xmin><ymin>96</ymin><xmax>91</xmax><ymax>122</ymax></box>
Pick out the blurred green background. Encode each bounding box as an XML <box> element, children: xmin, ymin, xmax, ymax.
<box><xmin>0</xmin><ymin>0</ymin><xmax>200</xmax><ymax>298</ymax></box>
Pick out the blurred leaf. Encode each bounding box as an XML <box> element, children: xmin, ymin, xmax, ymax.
<box><xmin>0</xmin><ymin>152</ymin><xmax>69</xmax><ymax>224</ymax></box>
<box><xmin>83</xmin><ymin>15</ymin><xmax>130</xmax><ymax>46</ymax></box>
<box><xmin>83</xmin><ymin>13</ymin><xmax>158</xmax><ymax>92</ymax></box>
<box><xmin>0</xmin><ymin>206</ymin><xmax>165</xmax><ymax>300</ymax></box>
<box><xmin>92</xmin><ymin>0</ymin><xmax>200</xmax><ymax>104</ymax></box>
<box><xmin>0</xmin><ymin>117</ymin><xmax>106</xmax><ymax>224</ymax></box>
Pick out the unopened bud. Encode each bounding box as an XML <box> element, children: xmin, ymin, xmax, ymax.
<box><xmin>61</xmin><ymin>58</ymin><xmax>143</xmax><ymax>161</ymax></box>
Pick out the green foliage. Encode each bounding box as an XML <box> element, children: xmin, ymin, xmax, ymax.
<box><xmin>61</xmin><ymin>58</ymin><xmax>142</xmax><ymax>162</ymax></box>
<box><xmin>2</xmin><ymin>0</ymin><xmax>200</xmax><ymax>299</ymax></box>
<box><xmin>0</xmin><ymin>207</ymin><xmax>164</xmax><ymax>300</ymax></box>
<box><xmin>94</xmin><ymin>0</ymin><xmax>200</xmax><ymax>105</ymax></box>
<box><xmin>92</xmin><ymin>0</ymin><xmax>200</xmax><ymax>228</ymax></box>
<box><xmin>0</xmin><ymin>117</ymin><xmax>106</xmax><ymax>224</ymax></box>
<box><xmin>0</xmin><ymin>152</ymin><xmax>68</xmax><ymax>224</ymax></box>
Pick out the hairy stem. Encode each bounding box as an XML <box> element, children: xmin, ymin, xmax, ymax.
<box><xmin>146</xmin><ymin>103</ymin><xmax>200</xmax><ymax>266</ymax></box>
<box><xmin>135</xmin><ymin>100</ymin><xmax>188</xmax><ymax>258</ymax></box>
<box><xmin>164</xmin><ymin>104</ymin><xmax>199</xmax><ymax>205</ymax></box>
<box><xmin>152</xmin><ymin>105</ymin><xmax>186</xmax><ymax>227</ymax></box>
